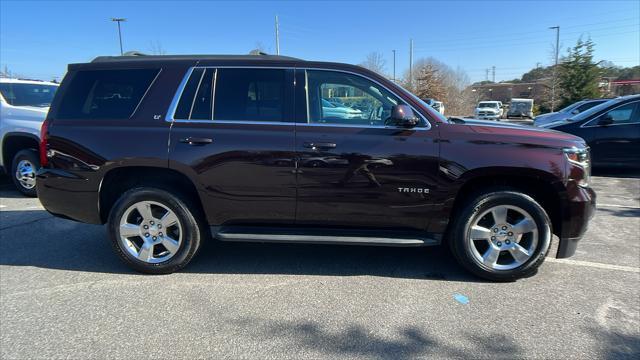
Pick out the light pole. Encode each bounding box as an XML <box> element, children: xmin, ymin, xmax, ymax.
<box><xmin>409</xmin><ymin>39</ymin><xmax>413</xmax><ymax>90</ymax></box>
<box><xmin>111</xmin><ymin>18</ymin><xmax>126</xmax><ymax>55</ymax></box>
<box><xmin>392</xmin><ymin>49</ymin><xmax>396</xmax><ymax>82</ymax></box>
<box><xmin>549</xmin><ymin>26</ymin><xmax>560</xmax><ymax>111</ymax></box>
<box><xmin>275</xmin><ymin>15</ymin><xmax>280</xmax><ymax>55</ymax></box>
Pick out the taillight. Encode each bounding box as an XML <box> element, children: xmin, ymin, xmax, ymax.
<box><xmin>39</xmin><ymin>118</ymin><xmax>50</xmax><ymax>167</ymax></box>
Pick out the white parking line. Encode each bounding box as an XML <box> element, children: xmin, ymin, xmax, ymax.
<box><xmin>546</xmin><ymin>257</ymin><xmax>640</xmax><ymax>273</ymax></box>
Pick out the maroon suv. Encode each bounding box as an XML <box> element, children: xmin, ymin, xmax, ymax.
<box><xmin>36</xmin><ymin>54</ymin><xmax>596</xmax><ymax>280</ymax></box>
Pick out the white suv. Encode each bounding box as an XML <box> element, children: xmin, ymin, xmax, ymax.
<box><xmin>0</xmin><ymin>78</ymin><xmax>58</xmax><ymax>196</ymax></box>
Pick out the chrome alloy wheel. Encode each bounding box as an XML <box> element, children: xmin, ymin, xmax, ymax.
<box><xmin>15</xmin><ymin>160</ymin><xmax>36</xmax><ymax>189</ymax></box>
<box><xmin>467</xmin><ymin>205</ymin><xmax>539</xmax><ymax>271</ymax></box>
<box><xmin>118</xmin><ymin>201</ymin><xmax>183</xmax><ymax>264</ymax></box>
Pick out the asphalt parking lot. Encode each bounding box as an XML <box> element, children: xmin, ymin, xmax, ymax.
<box><xmin>1</xmin><ymin>173</ymin><xmax>638</xmax><ymax>359</ymax></box>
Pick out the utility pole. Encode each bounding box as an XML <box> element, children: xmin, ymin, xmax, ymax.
<box><xmin>392</xmin><ymin>50</ymin><xmax>396</xmax><ymax>82</ymax></box>
<box><xmin>485</xmin><ymin>68</ymin><xmax>489</xmax><ymax>81</ymax></box>
<box><xmin>111</xmin><ymin>18</ymin><xmax>126</xmax><ymax>55</ymax></box>
<box><xmin>549</xmin><ymin>26</ymin><xmax>560</xmax><ymax>112</ymax></box>
<box><xmin>409</xmin><ymin>39</ymin><xmax>413</xmax><ymax>90</ymax></box>
<box><xmin>275</xmin><ymin>15</ymin><xmax>280</xmax><ymax>55</ymax></box>
<box><xmin>492</xmin><ymin>66</ymin><xmax>496</xmax><ymax>82</ymax></box>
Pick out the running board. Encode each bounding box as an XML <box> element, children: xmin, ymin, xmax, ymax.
<box><xmin>212</xmin><ymin>226</ymin><xmax>439</xmax><ymax>247</ymax></box>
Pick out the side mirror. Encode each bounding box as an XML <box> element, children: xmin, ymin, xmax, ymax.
<box><xmin>390</xmin><ymin>104</ymin><xmax>419</xmax><ymax>128</ymax></box>
<box><xmin>597</xmin><ymin>114</ymin><xmax>614</xmax><ymax>126</ymax></box>
<box><xmin>571</xmin><ymin>109</ymin><xmax>580</xmax><ymax>115</ymax></box>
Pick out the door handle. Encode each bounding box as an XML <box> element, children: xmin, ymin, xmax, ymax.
<box><xmin>180</xmin><ymin>137</ymin><xmax>213</xmax><ymax>146</ymax></box>
<box><xmin>303</xmin><ymin>142</ymin><xmax>337</xmax><ymax>150</ymax></box>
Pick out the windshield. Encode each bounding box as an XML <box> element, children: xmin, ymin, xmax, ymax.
<box><xmin>558</xmin><ymin>101</ymin><xmax>583</xmax><ymax>113</ymax></box>
<box><xmin>569</xmin><ymin>98</ymin><xmax>622</xmax><ymax>122</ymax></box>
<box><xmin>0</xmin><ymin>83</ymin><xmax>58</xmax><ymax>107</ymax></box>
<box><xmin>478</xmin><ymin>102</ymin><xmax>497</xmax><ymax>108</ymax></box>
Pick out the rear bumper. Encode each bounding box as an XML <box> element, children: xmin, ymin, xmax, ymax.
<box><xmin>556</xmin><ymin>185</ymin><xmax>596</xmax><ymax>258</ymax></box>
<box><xmin>36</xmin><ymin>168</ymin><xmax>102</xmax><ymax>224</ymax></box>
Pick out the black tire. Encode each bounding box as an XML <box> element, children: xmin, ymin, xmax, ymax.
<box><xmin>449</xmin><ymin>189</ymin><xmax>552</xmax><ymax>281</ymax></box>
<box><xmin>107</xmin><ymin>187</ymin><xmax>205</xmax><ymax>274</ymax></box>
<box><xmin>11</xmin><ymin>149</ymin><xmax>39</xmax><ymax>197</ymax></box>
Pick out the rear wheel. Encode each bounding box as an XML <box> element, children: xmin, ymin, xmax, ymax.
<box><xmin>11</xmin><ymin>149</ymin><xmax>39</xmax><ymax>197</ymax></box>
<box><xmin>449</xmin><ymin>189</ymin><xmax>551</xmax><ymax>281</ymax></box>
<box><xmin>107</xmin><ymin>187</ymin><xmax>204</xmax><ymax>274</ymax></box>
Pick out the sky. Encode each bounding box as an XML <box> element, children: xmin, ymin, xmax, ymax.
<box><xmin>1</xmin><ymin>0</ymin><xmax>638</xmax><ymax>83</ymax></box>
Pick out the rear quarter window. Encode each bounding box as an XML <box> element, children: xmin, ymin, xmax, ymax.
<box><xmin>56</xmin><ymin>68</ymin><xmax>159</xmax><ymax>120</ymax></box>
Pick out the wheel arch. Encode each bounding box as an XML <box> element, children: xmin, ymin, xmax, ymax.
<box><xmin>98</xmin><ymin>166</ymin><xmax>206</xmax><ymax>225</ymax></box>
<box><xmin>446</xmin><ymin>167</ymin><xmax>566</xmax><ymax>239</ymax></box>
<box><xmin>1</xmin><ymin>132</ymin><xmax>40</xmax><ymax>170</ymax></box>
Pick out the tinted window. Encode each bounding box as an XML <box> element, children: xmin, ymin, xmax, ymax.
<box><xmin>190</xmin><ymin>69</ymin><xmax>215</xmax><ymax>120</ymax></box>
<box><xmin>214</xmin><ymin>68</ymin><xmax>285</xmax><ymax>122</ymax></box>
<box><xmin>576</xmin><ymin>100</ymin><xmax>604</xmax><ymax>112</ymax></box>
<box><xmin>604</xmin><ymin>102</ymin><xmax>637</xmax><ymax>125</ymax></box>
<box><xmin>174</xmin><ymin>68</ymin><xmax>204</xmax><ymax>120</ymax></box>
<box><xmin>306</xmin><ymin>70</ymin><xmax>401</xmax><ymax>126</ymax></box>
<box><xmin>0</xmin><ymin>83</ymin><xmax>58</xmax><ymax>107</ymax></box>
<box><xmin>57</xmin><ymin>69</ymin><xmax>159</xmax><ymax>120</ymax></box>
<box><xmin>571</xmin><ymin>98</ymin><xmax>621</xmax><ymax>121</ymax></box>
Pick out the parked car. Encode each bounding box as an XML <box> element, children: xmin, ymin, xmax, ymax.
<box><xmin>432</xmin><ymin>101</ymin><xmax>445</xmax><ymax>115</ymax></box>
<box><xmin>534</xmin><ymin>99</ymin><xmax>609</xmax><ymax>127</ymax></box>
<box><xmin>321</xmin><ymin>99</ymin><xmax>363</xmax><ymax>119</ymax></box>
<box><xmin>421</xmin><ymin>98</ymin><xmax>445</xmax><ymax>115</ymax></box>
<box><xmin>474</xmin><ymin>101</ymin><xmax>503</xmax><ymax>120</ymax></box>
<box><xmin>507</xmin><ymin>98</ymin><xmax>534</xmax><ymax>119</ymax></box>
<box><xmin>0</xmin><ymin>78</ymin><xmax>58</xmax><ymax>196</ymax></box>
<box><xmin>540</xmin><ymin>94</ymin><xmax>640</xmax><ymax>169</ymax></box>
<box><xmin>37</xmin><ymin>54</ymin><xmax>595</xmax><ymax>281</ymax></box>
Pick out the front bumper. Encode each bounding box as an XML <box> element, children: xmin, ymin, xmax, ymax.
<box><xmin>475</xmin><ymin>114</ymin><xmax>500</xmax><ymax>120</ymax></box>
<box><xmin>556</xmin><ymin>185</ymin><xmax>596</xmax><ymax>258</ymax></box>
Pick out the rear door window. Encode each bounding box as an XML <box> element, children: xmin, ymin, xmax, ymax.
<box><xmin>213</xmin><ymin>68</ymin><xmax>287</xmax><ymax>122</ymax></box>
<box><xmin>57</xmin><ymin>68</ymin><xmax>159</xmax><ymax>120</ymax></box>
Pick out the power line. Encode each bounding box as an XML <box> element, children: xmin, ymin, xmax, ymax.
<box><xmin>413</xmin><ymin>29</ymin><xmax>638</xmax><ymax>53</ymax></box>
<box><xmin>414</xmin><ymin>23</ymin><xmax>638</xmax><ymax>50</ymax></box>
<box><xmin>412</xmin><ymin>17</ymin><xmax>638</xmax><ymax>46</ymax></box>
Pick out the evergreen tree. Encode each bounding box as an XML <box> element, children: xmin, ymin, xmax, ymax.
<box><xmin>559</xmin><ymin>38</ymin><xmax>601</xmax><ymax>107</ymax></box>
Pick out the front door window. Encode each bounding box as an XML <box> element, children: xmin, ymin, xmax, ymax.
<box><xmin>306</xmin><ymin>70</ymin><xmax>404</xmax><ymax>126</ymax></box>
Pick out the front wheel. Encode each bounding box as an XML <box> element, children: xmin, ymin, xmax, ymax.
<box><xmin>449</xmin><ymin>189</ymin><xmax>551</xmax><ymax>281</ymax></box>
<box><xmin>107</xmin><ymin>187</ymin><xmax>204</xmax><ymax>274</ymax></box>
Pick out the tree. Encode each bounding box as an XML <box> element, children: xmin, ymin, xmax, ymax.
<box><xmin>401</xmin><ymin>57</ymin><xmax>473</xmax><ymax>115</ymax></box>
<box><xmin>148</xmin><ymin>41</ymin><xmax>167</xmax><ymax>55</ymax></box>
<box><xmin>414</xmin><ymin>62</ymin><xmax>446</xmax><ymax>101</ymax></box>
<box><xmin>558</xmin><ymin>38</ymin><xmax>601</xmax><ymax>107</ymax></box>
<box><xmin>359</xmin><ymin>52</ymin><xmax>386</xmax><ymax>75</ymax></box>
<box><xmin>521</xmin><ymin>65</ymin><xmax>552</xmax><ymax>82</ymax></box>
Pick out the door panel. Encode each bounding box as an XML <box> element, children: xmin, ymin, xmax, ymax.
<box><xmin>168</xmin><ymin>67</ymin><xmax>296</xmax><ymax>225</ymax></box>
<box><xmin>294</xmin><ymin>69</ymin><xmax>440</xmax><ymax>231</ymax></box>
<box><xmin>586</xmin><ymin>102</ymin><xmax>640</xmax><ymax>166</ymax></box>
<box><xmin>295</xmin><ymin>125</ymin><xmax>440</xmax><ymax>230</ymax></box>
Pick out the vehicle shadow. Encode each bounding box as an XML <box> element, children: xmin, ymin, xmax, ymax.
<box><xmin>226</xmin><ymin>317</ymin><xmax>524</xmax><ymax>358</ymax></box>
<box><xmin>0</xmin><ymin>209</ymin><xmax>482</xmax><ymax>282</ymax></box>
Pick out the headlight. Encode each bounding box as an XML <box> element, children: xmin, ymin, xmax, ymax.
<box><xmin>563</xmin><ymin>146</ymin><xmax>590</xmax><ymax>187</ymax></box>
